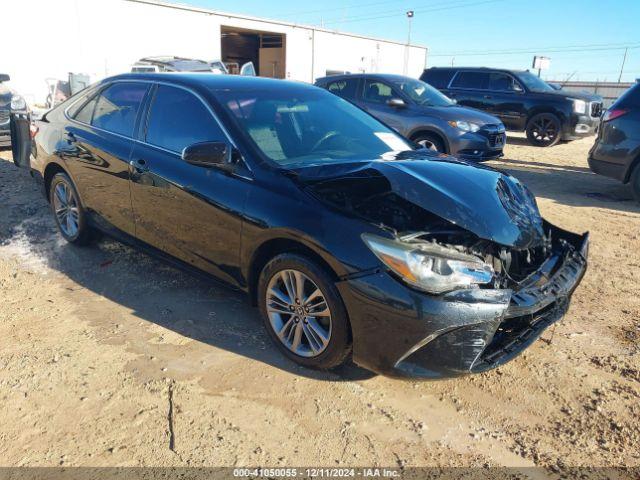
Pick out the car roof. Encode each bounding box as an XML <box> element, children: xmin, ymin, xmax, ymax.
<box><xmin>316</xmin><ymin>73</ymin><xmax>416</xmax><ymax>83</ymax></box>
<box><xmin>103</xmin><ymin>72</ymin><xmax>320</xmax><ymax>93</ymax></box>
<box><xmin>424</xmin><ymin>66</ymin><xmax>529</xmax><ymax>75</ymax></box>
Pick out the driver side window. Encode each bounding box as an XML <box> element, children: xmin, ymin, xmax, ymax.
<box><xmin>363</xmin><ymin>80</ymin><xmax>395</xmax><ymax>104</ymax></box>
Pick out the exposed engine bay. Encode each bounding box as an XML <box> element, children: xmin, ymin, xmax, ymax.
<box><xmin>305</xmin><ymin>169</ymin><xmax>574</xmax><ymax>291</ymax></box>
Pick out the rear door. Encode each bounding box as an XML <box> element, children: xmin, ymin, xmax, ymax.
<box><xmin>447</xmin><ymin>70</ymin><xmax>492</xmax><ymax>112</ymax></box>
<box><xmin>324</xmin><ymin>77</ymin><xmax>360</xmax><ymax>102</ymax></box>
<box><xmin>62</xmin><ymin>82</ymin><xmax>150</xmax><ymax>236</ymax></box>
<box><xmin>9</xmin><ymin>110</ymin><xmax>32</xmax><ymax>168</ymax></box>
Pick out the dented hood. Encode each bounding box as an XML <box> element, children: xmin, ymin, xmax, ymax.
<box><xmin>293</xmin><ymin>153</ymin><xmax>545</xmax><ymax>249</ymax></box>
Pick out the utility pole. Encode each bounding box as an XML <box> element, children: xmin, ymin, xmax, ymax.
<box><xmin>618</xmin><ymin>47</ymin><xmax>628</xmax><ymax>83</ymax></box>
<box><xmin>403</xmin><ymin>10</ymin><xmax>414</xmax><ymax>75</ymax></box>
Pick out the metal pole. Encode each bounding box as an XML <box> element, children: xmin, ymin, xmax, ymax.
<box><xmin>403</xmin><ymin>11</ymin><xmax>414</xmax><ymax>76</ymax></box>
<box><xmin>618</xmin><ymin>47</ymin><xmax>628</xmax><ymax>83</ymax></box>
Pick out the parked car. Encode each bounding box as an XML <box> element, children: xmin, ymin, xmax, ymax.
<box><xmin>315</xmin><ymin>74</ymin><xmax>505</xmax><ymax>161</ymax></box>
<box><xmin>420</xmin><ymin>67</ymin><xmax>604</xmax><ymax>147</ymax></box>
<box><xmin>588</xmin><ymin>81</ymin><xmax>640</xmax><ymax>201</ymax></box>
<box><xmin>1</xmin><ymin>73</ymin><xmax>31</xmax><ymax>160</ymax></box>
<box><xmin>13</xmin><ymin>73</ymin><xmax>588</xmax><ymax>378</ymax></box>
<box><xmin>131</xmin><ymin>57</ymin><xmax>256</xmax><ymax>76</ymax></box>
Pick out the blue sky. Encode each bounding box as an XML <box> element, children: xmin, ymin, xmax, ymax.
<box><xmin>178</xmin><ymin>0</ymin><xmax>639</xmax><ymax>82</ymax></box>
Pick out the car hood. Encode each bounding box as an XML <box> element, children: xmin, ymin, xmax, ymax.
<box><xmin>420</xmin><ymin>105</ymin><xmax>503</xmax><ymax>126</ymax></box>
<box><xmin>293</xmin><ymin>152</ymin><xmax>545</xmax><ymax>249</ymax></box>
<box><xmin>537</xmin><ymin>88</ymin><xmax>603</xmax><ymax>103</ymax></box>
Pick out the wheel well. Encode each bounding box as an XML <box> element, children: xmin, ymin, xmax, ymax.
<box><xmin>247</xmin><ymin>238</ymin><xmax>340</xmax><ymax>306</ymax></box>
<box><xmin>409</xmin><ymin>129</ymin><xmax>448</xmax><ymax>153</ymax></box>
<box><xmin>43</xmin><ymin>163</ymin><xmax>67</xmax><ymax>202</ymax></box>
<box><xmin>624</xmin><ymin>153</ymin><xmax>640</xmax><ymax>183</ymax></box>
<box><xmin>526</xmin><ymin>110</ymin><xmax>561</xmax><ymax>127</ymax></box>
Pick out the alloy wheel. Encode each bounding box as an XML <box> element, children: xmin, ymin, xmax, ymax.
<box><xmin>530</xmin><ymin>115</ymin><xmax>558</xmax><ymax>144</ymax></box>
<box><xmin>52</xmin><ymin>180</ymin><xmax>80</xmax><ymax>237</ymax></box>
<box><xmin>265</xmin><ymin>269</ymin><xmax>332</xmax><ymax>358</ymax></box>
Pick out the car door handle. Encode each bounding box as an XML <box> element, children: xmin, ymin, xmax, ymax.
<box><xmin>129</xmin><ymin>159</ymin><xmax>149</xmax><ymax>174</ymax></box>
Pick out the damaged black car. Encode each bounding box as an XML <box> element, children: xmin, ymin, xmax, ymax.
<box><xmin>20</xmin><ymin>74</ymin><xmax>588</xmax><ymax>378</ymax></box>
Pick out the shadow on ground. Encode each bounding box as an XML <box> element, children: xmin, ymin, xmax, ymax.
<box><xmin>0</xmin><ymin>156</ymin><xmax>373</xmax><ymax>382</ymax></box>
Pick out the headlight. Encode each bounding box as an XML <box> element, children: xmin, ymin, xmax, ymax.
<box><xmin>448</xmin><ymin>120</ymin><xmax>481</xmax><ymax>133</ymax></box>
<box><xmin>572</xmin><ymin>99</ymin><xmax>587</xmax><ymax>114</ymax></box>
<box><xmin>10</xmin><ymin>95</ymin><xmax>27</xmax><ymax>111</ymax></box>
<box><xmin>362</xmin><ymin>233</ymin><xmax>494</xmax><ymax>294</ymax></box>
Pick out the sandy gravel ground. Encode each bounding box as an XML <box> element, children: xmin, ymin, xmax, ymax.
<box><xmin>0</xmin><ymin>135</ymin><xmax>639</xmax><ymax>474</ymax></box>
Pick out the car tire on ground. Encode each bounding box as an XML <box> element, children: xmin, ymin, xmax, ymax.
<box><xmin>258</xmin><ymin>253</ymin><xmax>352</xmax><ymax>370</ymax></box>
<box><xmin>526</xmin><ymin>113</ymin><xmax>561</xmax><ymax>147</ymax></box>
<box><xmin>49</xmin><ymin>172</ymin><xmax>93</xmax><ymax>245</ymax></box>
<box><xmin>413</xmin><ymin>132</ymin><xmax>446</xmax><ymax>153</ymax></box>
<box><xmin>630</xmin><ymin>164</ymin><xmax>640</xmax><ymax>203</ymax></box>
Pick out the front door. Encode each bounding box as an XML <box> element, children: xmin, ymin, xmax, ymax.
<box><xmin>129</xmin><ymin>84</ymin><xmax>249</xmax><ymax>286</ymax></box>
<box><xmin>485</xmin><ymin>72</ymin><xmax>527</xmax><ymax>130</ymax></box>
<box><xmin>357</xmin><ymin>79</ymin><xmax>407</xmax><ymax>134</ymax></box>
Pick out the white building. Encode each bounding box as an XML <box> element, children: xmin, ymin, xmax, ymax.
<box><xmin>4</xmin><ymin>0</ymin><xmax>428</xmax><ymax>106</ymax></box>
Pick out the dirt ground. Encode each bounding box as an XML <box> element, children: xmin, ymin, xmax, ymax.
<box><xmin>1</xmin><ymin>135</ymin><xmax>639</xmax><ymax>474</ymax></box>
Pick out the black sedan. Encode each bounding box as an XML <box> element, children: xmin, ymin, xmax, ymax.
<box><xmin>14</xmin><ymin>73</ymin><xmax>588</xmax><ymax>378</ymax></box>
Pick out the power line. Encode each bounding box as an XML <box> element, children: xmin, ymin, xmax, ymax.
<box><xmin>321</xmin><ymin>0</ymin><xmax>503</xmax><ymax>26</ymax></box>
<box><xmin>429</xmin><ymin>41</ymin><xmax>640</xmax><ymax>57</ymax></box>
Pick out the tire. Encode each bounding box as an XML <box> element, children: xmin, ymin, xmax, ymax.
<box><xmin>631</xmin><ymin>164</ymin><xmax>640</xmax><ymax>203</ymax></box>
<box><xmin>258</xmin><ymin>253</ymin><xmax>352</xmax><ymax>370</ymax></box>
<box><xmin>49</xmin><ymin>172</ymin><xmax>93</xmax><ymax>245</ymax></box>
<box><xmin>413</xmin><ymin>132</ymin><xmax>446</xmax><ymax>153</ymax></box>
<box><xmin>526</xmin><ymin>113</ymin><xmax>561</xmax><ymax>147</ymax></box>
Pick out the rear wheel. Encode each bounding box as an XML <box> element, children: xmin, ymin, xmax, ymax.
<box><xmin>631</xmin><ymin>164</ymin><xmax>640</xmax><ymax>203</ymax></box>
<box><xmin>49</xmin><ymin>173</ymin><xmax>92</xmax><ymax>245</ymax></box>
<box><xmin>258</xmin><ymin>254</ymin><xmax>351</xmax><ymax>370</ymax></box>
<box><xmin>526</xmin><ymin>113</ymin><xmax>561</xmax><ymax>147</ymax></box>
<box><xmin>413</xmin><ymin>132</ymin><xmax>446</xmax><ymax>153</ymax></box>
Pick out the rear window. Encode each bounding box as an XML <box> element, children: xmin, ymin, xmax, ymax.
<box><xmin>450</xmin><ymin>71</ymin><xmax>490</xmax><ymax>90</ymax></box>
<box><xmin>326</xmin><ymin>78</ymin><xmax>359</xmax><ymax>100</ymax></box>
<box><xmin>420</xmin><ymin>69</ymin><xmax>456</xmax><ymax>89</ymax></box>
<box><xmin>614</xmin><ymin>83</ymin><xmax>640</xmax><ymax>108</ymax></box>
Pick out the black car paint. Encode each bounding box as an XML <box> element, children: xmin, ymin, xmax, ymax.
<box><xmin>17</xmin><ymin>73</ymin><xmax>588</xmax><ymax>378</ymax></box>
<box><xmin>1</xmin><ymin>78</ymin><xmax>14</xmax><ymax>148</ymax></box>
<box><xmin>421</xmin><ymin>67</ymin><xmax>602</xmax><ymax>141</ymax></box>
<box><xmin>588</xmin><ymin>82</ymin><xmax>640</xmax><ymax>186</ymax></box>
<box><xmin>315</xmin><ymin>74</ymin><xmax>505</xmax><ymax>161</ymax></box>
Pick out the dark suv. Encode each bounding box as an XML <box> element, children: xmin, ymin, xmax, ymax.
<box><xmin>315</xmin><ymin>74</ymin><xmax>505</xmax><ymax>161</ymax></box>
<box><xmin>421</xmin><ymin>67</ymin><xmax>603</xmax><ymax>147</ymax></box>
<box><xmin>588</xmin><ymin>81</ymin><xmax>640</xmax><ymax>201</ymax></box>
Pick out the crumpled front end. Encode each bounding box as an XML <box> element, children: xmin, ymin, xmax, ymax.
<box><xmin>336</xmin><ymin>222</ymin><xmax>588</xmax><ymax>378</ymax></box>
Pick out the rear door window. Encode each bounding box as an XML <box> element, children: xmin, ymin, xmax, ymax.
<box><xmin>91</xmin><ymin>83</ymin><xmax>149</xmax><ymax>137</ymax></box>
<box><xmin>450</xmin><ymin>71</ymin><xmax>490</xmax><ymax>90</ymax></box>
<box><xmin>145</xmin><ymin>85</ymin><xmax>226</xmax><ymax>153</ymax></box>
<box><xmin>420</xmin><ymin>69</ymin><xmax>456</xmax><ymax>89</ymax></box>
<box><xmin>326</xmin><ymin>78</ymin><xmax>359</xmax><ymax>100</ymax></box>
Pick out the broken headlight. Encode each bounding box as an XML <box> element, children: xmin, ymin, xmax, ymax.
<box><xmin>362</xmin><ymin>233</ymin><xmax>494</xmax><ymax>294</ymax></box>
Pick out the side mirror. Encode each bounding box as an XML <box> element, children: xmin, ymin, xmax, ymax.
<box><xmin>0</xmin><ymin>74</ymin><xmax>10</xmax><ymax>83</ymax></box>
<box><xmin>182</xmin><ymin>141</ymin><xmax>233</xmax><ymax>169</ymax></box>
<box><xmin>387</xmin><ymin>98</ymin><xmax>406</xmax><ymax>108</ymax></box>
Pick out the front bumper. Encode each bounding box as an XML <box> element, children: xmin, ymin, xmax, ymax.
<box><xmin>562</xmin><ymin>113</ymin><xmax>600</xmax><ymax>141</ymax></box>
<box><xmin>337</xmin><ymin>224</ymin><xmax>588</xmax><ymax>378</ymax></box>
<box><xmin>450</xmin><ymin>129</ymin><xmax>505</xmax><ymax>162</ymax></box>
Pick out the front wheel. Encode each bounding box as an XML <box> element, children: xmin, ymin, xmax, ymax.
<box><xmin>49</xmin><ymin>172</ymin><xmax>93</xmax><ymax>245</ymax></box>
<box><xmin>413</xmin><ymin>132</ymin><xmax>446</xmax><ymax>153</ymax></box>
<box><xmin>258</xmin><ymin>254</ymin><xmax>352</xmax><ymax>370</ymax></box>
<box><xmin>526</xmin><ymin>113</ymin><xmax>561</xmax><ymax>147</ymax></box>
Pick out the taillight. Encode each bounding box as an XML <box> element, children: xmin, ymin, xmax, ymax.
<box><xmin>29</xmin><ymin>123</ymin><xmax>39</xmax><ymax>139</ymax></box>
<box><xmin>602</xmin><ymin>108</ymin><xmax>629</xmax><ymax>122</ymax></box>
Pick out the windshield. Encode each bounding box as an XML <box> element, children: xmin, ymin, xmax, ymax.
<box><xmin>515</xmin><ymin>71</ymin><xmax>555</xmax><ymax>93</ymax></box>
<box><xmin>391</xmin><ymin>78</ymin><xmax>454</xmax><ymax>106</ymax></box>
<box><xmin>215</xmin><ymin>88</ymin><xmax>413</xmax><ymax>167</ymax></box>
